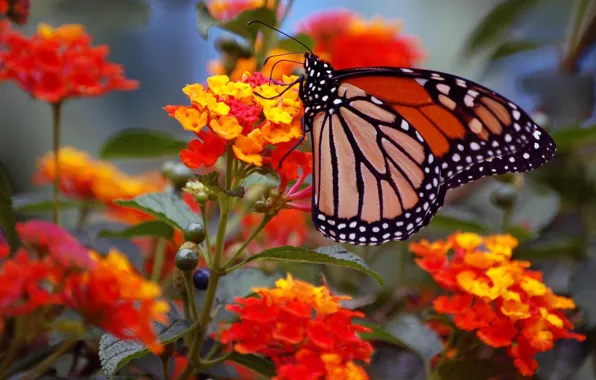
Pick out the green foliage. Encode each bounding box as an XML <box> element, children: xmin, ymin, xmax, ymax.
<box><xmin>488</xmin><ymin>39</ymin><xmax>543</xmax><ymax>60</ymax></box>
<box><xmin>0</xmin><ymin>168</ymin><xmax>19</xmax><ymax>252</ymax></box>
<box><xmin>12</xmin><ymin>193</ymin><xmax>84</xmax><ymax>214</ymax></box>
<box><xmin>99</xmin><ymin>129</ymin><xmax>187</xmax><ymax>159</ymax></box>
<box><xmin>227</xmin><ymin>352</ymin><xmax>276</xmax><ymax>378</ymax></box>
<box><xmin>384</xmin><ymin>314</ymin><xmax>443</xmax><ymax>362</ymax></box>
<box><xmin>277</xmin><ymin>34</ymin><xmax>316</xmax><ymax>52</ymax></box>
<box><xmin>569</xmin><ymin>259</ymin><xmax>596</xmax><ymax>327</ymax></box>
<box><xmin>356</xmin><ymin>320</ymin><xmax>410</xmax><ymax>350</ymax></box>
<box><xmin>436</xmin><ymin>358</ymin><xmax>515</xmax><ymax>380</ymax></box>
<box><xmin>243</xmin><ymin>245</ymin><xmax>384</xmax><ymax>286</ymax></box>
<box><xmin>195</xmin><ymin>0</ymin><xmax>220</xmax><ymax>40</ymax></box>
<box><xmin>551</xmin><ymin>123</ymin><xmax>596</xmax><ymax>150</ymax></box>
<box><xmin>98</xmin><ymin>220</ymin><xmax>175</xmax><ymax>240</ymax></box>
<box><xmin>115</xmin><ymin>193</ymin><xmax>202</xmax><ymax>231</ymax></box>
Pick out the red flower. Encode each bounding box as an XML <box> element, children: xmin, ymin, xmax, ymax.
<box><xmin>180</xmin><ymin>129</ymin><xmax>228</xmax><ymax>168</ymax></box>
<box><xmin>0</xmin><ymin>22</ymin><xmax>138</xmax><ymax>103</ymax></box>
<box><xmin>0</xmin><ymin>0</ymin><xmax>29</xmax><ymax>24</ymax></box>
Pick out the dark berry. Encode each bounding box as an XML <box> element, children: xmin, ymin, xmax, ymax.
<box><xmin>193</xmin><ymin>268</ymin><xmax>210</xmax><ymax>290</ymax></box>
<box><xmin>174</xmin><ymin>248</ymin><xmax>198</xmax><ymax>271</ymax></box>
<box><xmin>184</xmin><ymin>222</ymin><xmax>206</xmax><ymax>244</ymax></box>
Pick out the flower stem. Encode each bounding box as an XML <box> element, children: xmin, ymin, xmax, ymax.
<box><xmin>200</xmin><ymin>203</ymin><xmax>212</xmax><ymax>263</ymax></box>
<box><xmin>76</xmin><ymin>202</ymin><xmax>91</xmax><ymax>229</ymax></box>
<box><xmin>183</xmin><ymin>270</ymin><xmax>200</xmax><ymax>322</ymax></box>
<box><xmin>225</xmin><ymin>212</ymin><xmax>275</xmax><ymax>272</ymax></box>
<box><xmin>161</xmin><ymin>355</ymin><xmax>171</xmax><ymax>380</ymax></box>
<box><xmin>0</xmin><ymin>318</ymin><xmax>24</xmax><ymax>377</ymax></box>
<box><xmin>151</xmin><ymin>238</ymin><xmax>168</xmax><ymax>283</ymax></box>
<box><xmin>51</xmin><ymin>101</ymin><xmax>63</xmax><ymax>226</ymax></box>
<box><xmin>23</xmin><ymin>338</ymin><xmax>78</xmax><ymax>380</ymax></box>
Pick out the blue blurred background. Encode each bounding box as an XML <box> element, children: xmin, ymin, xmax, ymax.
<box><xmin>0</xmin><ymin>0</ymin><xmax>592</xmax><ymax>192</ymax></box>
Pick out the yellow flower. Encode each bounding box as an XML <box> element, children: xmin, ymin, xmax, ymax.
<box><xmin>207</xmin><ymin>75</ymin><xmax>253</xmax><ymax>98</ymax></box>
<box><xmin>233</xmin><ymin>129</ymin><xmax>265</xmax><ymax>166</ymax></box>
<box><xmin>260</xmin><ymin>120</ymin><xmax>303</xmax><ymax>144</ymax></box>
<box><xmin>540</xmin><ymin>307</ymin><xmax>564</xmax><ymax>328</ymax></box>
<box><xmin>183</xmin><ymin>83</ymin><xmax>230</xmax><ymax>115</ymax></box>
<box><xmin>210</xmin><ymin>115</ymin><xmax>243</xmax><ymax>140</ymax></box>
<box><xmin>501</xmin><ymin>299</ymin><xmax>531</xmax><ymax>320</ymax></box>
<box><xmin>520</xmin><ymin>276</ymin><xmax>547</xmax><ymax>297</ymax></box>
<box><xmin>452</xmin><ymin>232</ymin><xmax>484</xmax><ymax>251</ymax></box>
<box><xmin>174</xmin><ymin>106</ymin><xmax>208</xmax><ymax>132</ymax></box>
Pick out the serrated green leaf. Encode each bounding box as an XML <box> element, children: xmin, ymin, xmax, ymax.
<box><xmin>243</xmin><ymin>245</ymin><xmax>383</xmax><ymax>286</ymax></box>
<box><xmin>0</xmin><ymin>168</ymin><xmax>19</xmax><ymax>251</ymax></box>
<box><xmin>222</xmin><ymin>7</ymin><xmax>277</xmax><ymax>43</ymax></box>
<box><xmin>99</xmin><ymin>129</ymin><xmax>187</xmax><ymax>159</ymax></box>
<box><xmin>552</xmin><ymin>124</ymin><xmax>596</xmax><ymax>150</ymax></box>
<box><xmin>115</xmin><ymin>193</ymin><xmax>202</xmax><ymax>231</ymax></box>
<box><xmin>489</xmin><ymin>39</ymin><xmax>543</xmax><ymax>60</ymax></box>
<box><xmin>277</xmin><ymin>33</ymin><xmax>315</xmax><ymax>52</ymax></box>
<box><xmin>97</xmin><ymin>220</ymin><xmax>174</xmax><ymax>240</ymax></box>
<box><xmin>195</xmin><ymin>0</ymin><xmax>220</xmax><ymax>40</ymax></box>
<box><xmin>227</xmin><ymin>352</ymin><xmax>276</xmax><ymax>379</ymax></box>
<box><xmin>437</xmin><ymin>358</ymin><xmax>515</xmax><ymax>379</ymax></box>
<box><xmin>12</xmin><ymin>193</ymin><xmax>86</xmax><ymax>214</ymax></box>
<box><xmin>356</xmin><ymin>320</ymin><xmax>410</xmax><ymax>350</ymax></box>
<box><xmin>99</xmin><ymin>311</ymin><xmax>190</xmax><ymax>379</ymax></box>
<box><xmin>569</xmin><ymin>259</ymin><xmax>596</xmax><ymax>327</ymax></box>
<box><xmin>465</xmin><ymin>0</ymin><xmax>543</xmax><ymax>55</ymax></box>
<box><xmin>385</xmin><ymin>314</ymin><xmax>442</xmax><ymax>362</ymax></box>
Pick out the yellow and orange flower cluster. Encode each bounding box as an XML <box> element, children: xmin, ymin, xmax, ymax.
<box><xmin>35</xmin><ymin>147</ymin><xmax>165</xmax><ymax>223</ymax></box>
<box><xmin>165</xmin><ymin>73</ymin><xmax>311</xmax><ymax>181</ymax></box>
<box><xmin>298</xmin><ymin>9</ymin><xmax>425</xmax><ymax>70</ymax></box>
<box><xmin>0</xmin><ymin>220</ymin><xmax>168</xmax><ymax>353</ymax></box>
<box><xmin>411</xmin><ymin>233</ymin><xmax>585</xmax><ymax>376</ymax></box>
<box><xmin>220</xmin><ymin>274</ymin><xmax>372</xmax><ymax>379</ymax></box>
<box><xmin>208</xmin><ymin>0</ymin><xmax>278</xmax><ymax>22</ymax></box>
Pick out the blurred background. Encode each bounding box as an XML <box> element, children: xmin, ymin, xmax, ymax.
<box><xmin>1</xmin><ymin>0</ymin><xmax>593</xmax><ymax>193</ymax></box>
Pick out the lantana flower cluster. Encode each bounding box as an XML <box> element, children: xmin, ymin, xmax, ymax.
<box><xmin>0</xmin><ymin>0</ymin><xmax>28</xmax><ymax>24</ymax></box>
<box><xmin>298</xmin><ymin>9</ymin><xmax>425</xmax><ymax>70</ymax></box>
<box><xmin>220</xmin><ymin>274</ymin><xmax>372</xmax><ymax>379</ymax></box>
<box><xmin>411</xmin><ymin>233</ymin><xmax>585</xmax><ymax>376</ymax></box>
<box><xmin>0</xmin><ymin>220</ymin><xmax>168</xmax><ymax>353</ymax></box>
<box><xmin>35</xmin><ymin>147</ymin><xmax>165</xmax><ymax>223</ymax></box>
<box><xmin>165</xmin><ymin>73</ymin><xmax>312</xmax><ymax>182</ymax></box>
<box><xmin>0</xmin><ymin>22</ymin><xmax>138</xmax><ymax>103</ymax></box>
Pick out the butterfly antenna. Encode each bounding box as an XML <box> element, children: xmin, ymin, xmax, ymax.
<box><xmin>268</xmin><ymin>59</ymin><xmax>304</xmax><ymax>85</ymax></box>
<box><xmin>248</xmin><ymin>20</ymin><xmax>313</xmax><ymax>54</ymax></box>
<box><xmin>263</xmin><ymin>51</ymin><xmax>306</xmax><ymax>66</ymax></box>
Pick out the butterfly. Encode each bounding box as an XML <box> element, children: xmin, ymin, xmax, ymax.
<box><xmin>250</xmin><ymin>22</ymin><xmax>556</xmax><ymax>246</ymax></box>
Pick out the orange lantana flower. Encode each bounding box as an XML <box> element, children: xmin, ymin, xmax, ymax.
<box><xmin>0</xmin><ymin>22</ymin><xmax>138</xmax><ymax>103</ymax></box>
<box><xmin>220</xmin><ymin>274</ymin><xmax>372</xmax><ymax>379</ymax></box>
<box><xmin>411</xmin><ymin>232</ymin><xmax>585</xmax><ymax>377</ymax></box>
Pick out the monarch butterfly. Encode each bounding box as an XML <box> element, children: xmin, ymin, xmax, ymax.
<box><xmin>250</xmin><ymin>21</ymin><xmax>556</xmax><ymax>246</ymax></box>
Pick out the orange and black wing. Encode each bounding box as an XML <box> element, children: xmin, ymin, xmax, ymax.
<box><xmin>310</xmin><ymin>83</ymin><xmax>446</xmax><ymax>245</ymax></box>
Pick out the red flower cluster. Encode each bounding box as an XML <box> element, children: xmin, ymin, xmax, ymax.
<box><xmin>0</xmin><ymin>220</ymin><xmax>168</xmax><ymax>353</ymax></box>
<box><xmin>220</xmin><ymin>274</ymin><xmax>372</xmax><ymax>379</ymax></box>
<box><xmin>0</xmin><ymin>0</ymin><xmax>28</xmax><ymax>24</ymax></box>
<box><xmin>411</xmin><ymin>233</ymin><xmax>585</xmax><ymax>376</ymax></box>
<box><xmin>0</xmin><ymin>22</ymin><xmax>138</xmax><ymax>103</ymax></box>
<box><xmin>298</xmin><ymin>9</ymin><xmax>425</xmax><ymax>70</ymax></box>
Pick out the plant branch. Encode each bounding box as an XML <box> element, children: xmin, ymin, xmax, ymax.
<box><xmin>51</xmin><ymin>101</ymin><xmax>63</xmax><ymax>225</ymax></box>
<box><xmin>23</xmin><ymin>338</ymin><xmax>78</xmax><ymax>380</ymax></box>
<box><xmin>224</xmin><ymin>212</ymin><xmax>274</xmax><ymax>270</ymax></box>
<box><xmin>151</xmin><ymin>238</ymin><xmax>168</xmax><ymax>283</ymax></box>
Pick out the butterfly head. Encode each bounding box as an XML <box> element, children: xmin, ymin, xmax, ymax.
<box><xmin>301</xmin><ymin>54</ymin><xmax>338</xmax><ymax>116</ymax></box>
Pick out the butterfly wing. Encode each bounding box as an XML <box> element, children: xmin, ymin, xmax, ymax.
<box><xmin>333</xmin><ymin>67</ymin><xmax>556</xmax><ymax>190</ymax></box>
<box><xmin>311</xmin><ymin>83</ymin><xmax>446</xmax><ymax>245</ymax></box>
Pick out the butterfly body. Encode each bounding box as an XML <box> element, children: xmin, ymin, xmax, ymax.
<box><xmin>298</xmin><ymin>53</ymin><xmax>556</xmax><ymax>246</ymax></box>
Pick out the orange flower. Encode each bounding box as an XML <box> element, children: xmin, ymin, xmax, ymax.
<box><xmin>411</xmin><ymin>233</ymin><xmax>585</xmax><ymax>376</ymax></box>
<box><xmin>220</xmin><ymin>274</ymin><xmax>372</xmax><ymax>379</ymax></box>
<box><xmin>0</xmin><ymin>22</ymin><xmax>138</xmax><ymax>103</ymax></box>
<box><xmin>208</xmin><ymin>0</ymin><xmax>276</xmax><ymax>22</ymax></box>
<box><xmin>35</xmin><ymin>147</ymin><xmax>165</xmax><ymax>223</ymax></box>
<box><xmin>209</xmin><ymin>48</ymin><xmax>301</xmax><ymax>81</ymax></box>
<box><xmin>62</xmin><ymin>249</ymin><xmax>169</xmax><ymax>354</ymax></box>
<box><xmin>0</xmin><ymin>0</ymin><xmax>29</xmax><ymax>24</ymax></box>
<box><xmin>298</xmin><ymin>10</ymin><xmax>425</xmax><ymax>70</ymax></box>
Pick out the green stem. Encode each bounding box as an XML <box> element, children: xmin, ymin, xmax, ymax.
<box><xmin>183</xmin><ymin>271</ymin><xmax>200</xmax><ymax>322</ymax></box>
<box><xmin>0</xmin><ymin>319</ymin><xmax>23</xmax><ymax>377</ymax></box>
<box><xmin>161</xmin><ymin>355</ymin><xmax>171</xmax><ymax>380</ymax></box>
<box><xmin>151</xmin><ymin>238</ymin><xmax>168</xmax><ymax>283</ymax></box>
<box><xmin>76</xmin><ymin>202</ymin><xmax>91</xmax><ymax>229</ymax></box>
<box><xmin>434</xmin><ymin>331</ymin><xmax>455</xmax><ymax>373</ymax></box>
<box><xmin>23</xmin><ymin>338</ymin><xmax>78</xmax><ymax>380</ymax></box>
<box><xmin>503</xmin><ymin>207</ymin><xmax>513</xmax><ymax>232</ymax></box>
<box><xmin>51</xmin><ymin>101</ymin><xmax>63</xmax><ymax>226</ymax></box>
<box><xmin>200</xmin><ymin>203</ymin><xmax>212</xmax><ymax>264</ymax></box>
<box><xmin>178</xmin><ymin>148</ymin><xmax>234</xmax><ymax>379</ymax></box>
<box><xmin>199</xmin><ymin>351</ymin><xmax>232</xmax><ymax>367</ymax></box>
<box><xmin>224</xmin><ymin>212</ymin><xmax>274</xmax><ymax>271</ymax></box>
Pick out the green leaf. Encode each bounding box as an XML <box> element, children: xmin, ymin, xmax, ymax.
<box><xmin>114</xmin><ymin>193</ymin><xmax>202</xmax><ymax>231</ymax></box>
<box><xmin>551</xmin><ymin>123</ymin><xmax>596</xmax><ymax>150</ymax></box>
<box><xmin>99</xmin><ymin>129</ymin><xmax>187</xmax><ymax>159</ymax></box>
<box><xmin>12</xmin><ymin>193</ymin><xmax>84</xmax><ymax>214</ymax></box>
<box><xmin>465</xmin><ymin>0</ymin><xmax>543</xmax><ymax>55</ymax></box>
<box><xmin>356</xmin><ymin>320</ymin><xmax>410</xmax><ymax>350</ymax></box>
<box><xmin>385</xmin><ymin>314</ymin><xmax>442</xmax><ymax>362</ymax></box>
<box><xmin>489</xmin><ymin>39</ymin><xmax>543</xmax><ymax>60</ymax></box>
<box><xmin>437</xmin><ymin>358</ymin><xmax>515</xmax><ymax>380</ymax></box>
<box><xmin>227</xmin><ymin>352</ymin><xmax>276</xmax><ymax>378</ymax></box>
<box><xmin>0</xmin><ymin>168</ymin><xmax>19</xmax><ymax>251</ymax></box>
<box><xmin>97</xmin><ymin>220</ymin><xmax>174</xmax><ymax>240</ymax></box>
<box><xmin>215</xmin><ymin>268</ymin><xmax>276</xmax><ymax>305</ymax></box>
<box><xmin>222</xmin><ymin>7</ymin><xmax>277</xmax><ymax>44</ymax></box>
<box><xmin>195</xmin><ymin>0</ymin><xmax>220</xmax><ymax>40</ymax></box>
<box><xmin>569</xmin><ymin>259</ymin><xmax>596</xmax><ymax>327</ymax></box>
<box><xmin>99</xmin><ymin>310</ymin><xmax>191</xmax><ymax>379</ymax></box>
<box><xmin>428</xmin><ymin>212</ymin><xmax>488</xmax><ymax>234</ymax></box>
<box><xmin>242</xmin><ymin>172</ymin><xmax>278</xmax><ymax>188</ymax></box>
<box><xmin>243</xmin><ymin>246</ymin><xmax>383</xmax><ymax>286</ymax></box>
<box><xmin>277</xmin><ymin>33</ymin><xmax>315</xmax><ymax>52</ymax></box>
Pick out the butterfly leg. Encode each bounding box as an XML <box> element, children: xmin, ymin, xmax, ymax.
<box><xmin>254</xmin><ymin>74</ymin><xmax>305</xmax><ymax>100</ymax></box>
<box><xmin>277</xmin><ymin>119</ymin><xmax>308</xmax><ymax>169</ymax></box>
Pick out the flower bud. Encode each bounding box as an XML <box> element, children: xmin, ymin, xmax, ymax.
<box><xmin>174</xmin><ymin>247</ymin><xmax>199</xmax><ymax>271</ymax></box>
<box><xmin>184</xmin><ymin>222</ymin><xmax>206</xmax><ymax>244</ymax></box>
<box><xmin>491</xmin><ymin>184</ymin><xmax>518</xmax><ymax>210</ymax></box>
<box><xmin>253</xmin><ymin>200</ymin><xmax>268</xmax><ymax>213</ymax></box>
<box><xmin>169</xmin><ymin>164</ymin><xmax>192</xmax><ymax>191</ymax></box>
